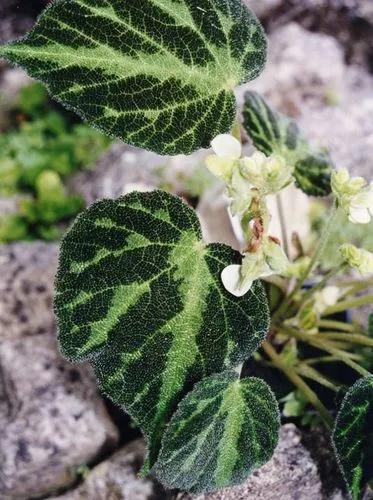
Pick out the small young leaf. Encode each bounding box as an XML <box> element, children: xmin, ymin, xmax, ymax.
<box><xmin>242</xmin><ymin>91</ymin><xmax>332</xmax><ymax>196</ymax></box>
<box><xmin>154</xmin><ymin>371</ymin><xmax>280</xmax><ymax>493</ymax></box>
<box><xmin>0</xmin><ymin>0</ymin><xmax>267</xmax><ymax>156</ymax></box>
<box><xmin>333</xmin><ymin>376</ymin><xmax>373</xmax><ymax>500</ymax></box>
<box><xmin>55</xmin><ymin>190</ymin><xmax>269</xmax><ymax>468</ymax></box>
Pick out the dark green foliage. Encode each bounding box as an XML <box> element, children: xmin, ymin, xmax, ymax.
<box><xmin>55</xmin><ymin>190</ymin><xmax>270</xmax><ymax>475</ymax></box>
<box><xmin>0</xmin><ymin>0</ymin><xmax>267</xmax><ymax>156</ymax></box>
<box><xmin>154</xmin><ymin>371</ymin><xmax>280</xmax><ymax>493</ymax></box>
<box><xmin>333</xmin><ymin>376</ymin><xmax>373</xmax><ymax>500</ymax></box>
<box><xmin>243</xmin><ymin>91</ymin><xmax>333</xmax><ymax>196</ymax></box>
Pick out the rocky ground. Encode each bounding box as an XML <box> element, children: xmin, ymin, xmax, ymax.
<box><xmin>1</xmin><ymin>1</ymin><xmax>373</xmax><ymax>499</ymax></box>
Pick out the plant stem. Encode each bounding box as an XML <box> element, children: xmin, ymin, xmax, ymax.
<box><xmin>337</xmin><ymin>278</ymin><xmax>373</xmax><ymax>292</ymax></box>
<box><xmin>272</xmin><ymin>202</ymin><xmax>338</xmax><ymax>323</ymax></box>
<box><xmin>296</xmin><ymin>264</ymin><xmax>347</xmax><ymax>311</ymax></box>
<box><xmin>304</xmin><ymin>356</ymin><xmax>347</xmax><ymax>366</ymax></box>
<box><xmin>323</xmin><ymin>295</ymin><xmax>373</xmax><ymax>316</ymax></box>
<box><xmin>283</xmin><ymin>327</ymin><xmax>370</xmax><ymax>377</ymax></box>
<box><xmin>276</xmin><ymin>192</ymin><xmax>289</xmax><ymax>256</ymax></box>
<box><xmin>320</xmin><ymin>332</ymin><xmax>373</xmax><ymax>348</ymax></box>
<box><xmin>317</xmin><ymin>319</ymin><xmax>358</xmax><ymax>332</ymax></box>
<box><xmin>261</xmin><ymin>341</ymin><xmax>333</xmax><ymax>428</ymax></box>
<box><xmin>295</xmin><ymin>363</ymin><xmax>339</xmax><ymax>392</ymax></box>
<box><xmin>312</xmin><ymin>340</ymin><xmax>371</xmax><ymax>377</ymax></box>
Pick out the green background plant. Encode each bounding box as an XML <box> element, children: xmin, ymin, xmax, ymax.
<box><xmin>0</xmin><ymin>82</ymin><xmax>111</xmax><ymax>242</ymax></box>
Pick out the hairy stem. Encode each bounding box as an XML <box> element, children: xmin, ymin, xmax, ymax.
<box><xmin>317</xmin><ymin>319</ymin><xmax>359</xmax><ymax>332</ymax></box>
<box><xmin>304</xmin><ymin>356</ymin><xmax>355</xmax><ymax>366</ymax></box>
<box><xmin>261</xmin><ymin>341</ymin><xmax>333</xmax><ymax>428</ymax></box>
<box><xmin>283</xmin><ymin>327</ymin><xmax>370</xmax><ymax>377</ymax></box>
<box><xmin>320</xmin><ymin>332</ymin><xmax>373</xmax><ymax>348</ymax></box>
<box><xmin>295</xmin><ymin>363</ymin><xmax>339</xmax><ymax>392</ymax></box>
<box><xmin>276</xmin><ymin>192</ymin><xmax>289</xmax><ymax>256</ymax></box>
<box><xmin>322</xmin><ymin>295</ymin><xmax>373</xmax><ymax>316</ymax></box>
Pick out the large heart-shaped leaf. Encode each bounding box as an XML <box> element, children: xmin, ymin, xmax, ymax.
<box><xmin>243</xmin><ymin>91</ymin><xmax>332</xmax><ymax>196</ymax></box>
<box><xmin>333</xmin><ymin>376</ymin><xmax>373</xmax><ymax>500</ymax></box>
<box><xmin>55</xmin><ymin>190</ymin><xmax>269</xmax><ymax>468</ymax></box>
<box><xmin>0</xmin><ymin>0</ymin><xmax>267</xmax><ymax>156</ymax></box>
<box><xmin>154</xmin><ymin>371</ymin><xmax>280</xmax><ymax>493</ymax></box>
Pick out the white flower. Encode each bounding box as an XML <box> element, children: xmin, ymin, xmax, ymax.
<box><xmin>205</xmin><ymin>134</ymin><xmax>242</xmax><ymax>182</ymax></box>
<box><xmin>221</xmin><ymin>264</ymin><xmax>256</xmax><ymax>297</ymax></box>
<box><xmin>331</xmin><ymin>169</ymin><xmax>373</xmax><ymax>224</ymax></box>
<box><xmin>348</xmin><ymin>185</ymin><xmax>373</xmax><ymax>224</ymax></box>
<box><xmin>221</xmin><ymin>237</ymin><xmax>289</xmax><ymax>297</ymax></box>
<box><xmin>314</xmin><ymin>286</ymin><xmax>340</xmax><ymax>314</ymax></box>
<box><xmin>211</xmin><ymin>134</ymin><xmax>242</xmax><ymax>159</ymax></box>
<box><xmin>340</xmin><ymin>244</ymin><xmax>373</xmax><ymax>276</ymax></box>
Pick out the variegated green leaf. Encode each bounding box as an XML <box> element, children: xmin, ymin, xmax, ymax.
<box><xmin>55</xmin><ymin>190</ymin><xmax>269</xmax><ymax>469</ymax></box>
<box><xmin>333</xmin><ymin>376</ymin><xmax>373</xmax><ymax>500</ymax></box>
<box><xmin>0</xmin><ymin>0</ymin><xmax>266</xmax><ymax>156</ymax></box>
<box><xmin>154</xmin><ymin>371</ymin><xmax>280</xmax><ymax>493</ymax></box>
<box><xmin>243</xmin><ymin>91</ymin><xmax>332</xmax><ymax>196</ymax></box>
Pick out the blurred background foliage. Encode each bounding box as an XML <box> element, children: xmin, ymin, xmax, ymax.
<box><xmin>0</xmin><ymin>82</ymin><xmax>111</xmax><ymax>242</ymax></box>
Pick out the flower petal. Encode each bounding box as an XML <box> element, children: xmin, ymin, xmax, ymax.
<box><xmin>348</xmin><ymin>206</ymin><xmax>371</xmax><ymax>224</ymax></box>
<box><xmin>221</xmin><ymin>265</ymin><xmax>253</xmax><ymax>297</ymax></box>
<box><xmin>205</xmin><ymin>155</ymin><xmax>233</xmax><ymax>181</ymax></box>
<box><xmin>211</xmin><ymin>134</ymin><xmax>241</xmax><ymax>159</ymax></box>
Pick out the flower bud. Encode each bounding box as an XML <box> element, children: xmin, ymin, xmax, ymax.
<box><xmin>298</xmin><ymin>305</ymin><xmax>318</xmax><ymax>332</ymax></box>
<box><xmin>340</xmin><ymin>244</ymin><xmax>373</xmax><ymax>276</ymax></box>
<box><xmin>331</xmin><ymin>168</ymin><xmax>366</xmax><ymax>200</ymax></box>
<box><xmin>241</xmin><ymin>152</ymin><xmax>293</xmax><ymax>195</ymax></box>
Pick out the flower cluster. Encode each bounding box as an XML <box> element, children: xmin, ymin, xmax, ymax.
<box><xmin>340</xmin><ymin>244</ymin><xmax>373</xmax><ymax>276</ymax></box>
<box><xmin>331</xmin><ymin>168</ymin><xmax>373</xmax><ymax>224</ymax></box>
<box><xmin>206</xmin><ymin>134</ymin><xmax>292</xmax><ymax>296</ymax></box>
<box><xmin>206</xmin><ymin>134</ymin><xmax>294</xmax><ymax>216</ymax></box>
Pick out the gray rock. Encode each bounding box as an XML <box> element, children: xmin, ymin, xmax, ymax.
<box><xmin>243</xmin><ymin>0</ymin><xmax>282</xmax><ymax>18</ymax></box>
<box><xmin>244</xmin><ymin>23</ymin><xmax>373</xmax><ymax>179</ymax></box>
<box><xmin>0</xmin><ymin>0</ymin><xmax>35</xmax><ymax>46</ymax></box>
<box><xmin>69</xmin><ymin>144</ymin><xmax>159</xmax><ymax>205</ymax></box>
<box><xmin>177</xmin><ymin>424</ymin><xmax>322</xmax><ymax>500</ymax></box>
<box><xmin>0</xmin><ymin>242</ymin><xmax>58</xmax><ymax>341</ymax></box>
<box><xmin>298</xmin><ymin>65</ymin><xmax>373</xmax><ymax>178</ymax></box>
<box><xmin>264</xmin><ymin>1</ymin><xmax>373</xmax><ymax>71</ymax></box>
<box><xmin>0</xmin><ymin>333</ymin><xmax>119</xmax><ymax>499</ymax></box>
<box><xmin>55</xmin><ymin>425</ymin><xmax>321</xmax><ymax>500</ymax></box>
<box><xmin>69</xmin><ymin>142</ymin><xmax>210</xmax><ymax>205</ymax></box>
<box><xmin>0</xmin><ymin>196</ymin><xmax>19</xmax><ymax>217</ymax></box>
<box><xmin>197</xmin><ymin>186</ymin><xmax>240</xmax><ymax>251</ymax></box>
<box><xmin>239</xmin><ymin>23</ymin><xmax>346</xmax><ymax>111</ymax></box>
<box><xmin>51</xmin><ymin>440</ymin><xmax>172</xmax><ymax>500</ymax></box>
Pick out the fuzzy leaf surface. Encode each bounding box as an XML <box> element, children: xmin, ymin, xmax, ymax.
<box><xmin>154</xmin><ymin>371</ymin><xmax>280</xmax><ymax>493</ymax></box>
<box><xmin>0</xmin><ymin>0</ymin><xmax>266</xmax><ymax>155</ymax></box>
<box><xmin>333</xmin><ymin>376</ymin><xmax>373</xmax><ymax>500</ymax></box>
<box><xmin>55</xmin><ymin>190</ymin><xmax>269</xmax><ymax>468</ymax></box>
<box><xmin>243</xmin><ymin>91</ymin><xmax>332</xmax><ymax>196</ymax></box>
